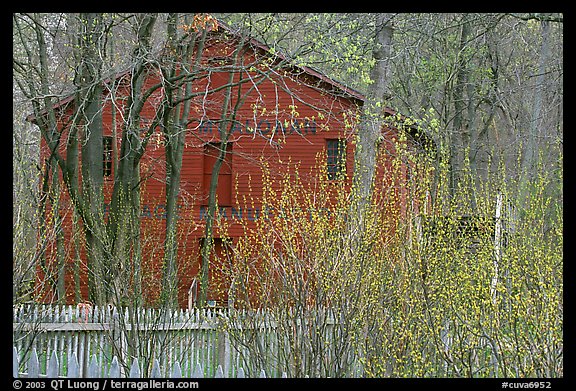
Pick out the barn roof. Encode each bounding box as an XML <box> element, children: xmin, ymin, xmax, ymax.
<box><xmin>26</xmin><ymin>16</ymin><xmax>435</xmax><ymax>154</ymax></box>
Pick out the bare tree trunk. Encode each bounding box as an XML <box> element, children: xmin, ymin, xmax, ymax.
<box><xmin>161</xmin><ymin>14</ymin><xmax>206</xmax><ymax>308</ymax></box>
<box><xmin>348</xmin><ymin>13</ymin><xmax>393</xmax><ymax>247</ymax></box>
<box><xmin>344</xmin><ymin>15</ymin><xmax>394</xmax><ymax>360</ymax></box>
<box><xmin>107</xmin><ymin>14</ymin><xmax>157</xmax><ymax>308</ymax></box>
<box><xmin>517</xmin><ymin>16</ymin><xmax>551</xmax><ymax>212</ymax></box>
<box><xmin>38</xmin><ymin>157</ymin><xmax>65</xmax><ymax>302</ymax></box>
<box><xmin>73</xmin><ymin>13</ymin><xmax>108</xmax><ymax>306</ymax></box>
<box><xmin>449</xmin><ymin>14</ymin><xmax>472</xmax><ymax>210</ymax></box>
<box><xmin>53</xmin><ymin>172</ymin><xmax>66</xmax><ymax>303</ymax></box>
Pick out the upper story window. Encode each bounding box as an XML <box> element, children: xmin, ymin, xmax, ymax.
<box><xmin>103</xmin><ymin>136</ymin><xmax>113</xmax><ymax>178</ymax></box>
<box><xmin>326</xmin><ymin>139</ymin><xmax>346</xmax><ymax>180</ymax></box>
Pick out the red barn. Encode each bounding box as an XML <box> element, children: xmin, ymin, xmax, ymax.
<box><xmin>31</xmin><ymin>20</ymin><xmax>432</xmax><ymax>308</ymax></box>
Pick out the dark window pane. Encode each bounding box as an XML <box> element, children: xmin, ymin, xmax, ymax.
<box><xmin>326</xmin><ymin>139</ymin><xmax>346</xmax><ymax>180</ymax></box>
<box><xmin>103</xmin><ymin>136</ymin><xmax>113</xmax><ymax>177</ymax></box>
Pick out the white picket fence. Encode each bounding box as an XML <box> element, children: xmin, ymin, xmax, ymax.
<box><xmin>13</xmin><ymin>346</ymin><xmax>281</xmax><ymax>378</ymax></box>
<box><xmin>13</xmin><ymin>304</ymin><xmax>251</xmax><ymax>378</ymax></box>
<box><xmin>13</xmin><ymin>304</ymin><xmax>361</xmax><ymax>378</ymax></box>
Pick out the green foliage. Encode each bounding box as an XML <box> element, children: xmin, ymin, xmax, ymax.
<box><xmin>217</xmin><ymin>138</ymin><xmax>562</xmax><ymax>377</ymax></box>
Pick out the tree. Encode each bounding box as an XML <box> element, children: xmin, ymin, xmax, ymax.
<box><xmin>348</xmin><ymin>13</ymin><xmax>394</xmax><ymax>238</ymax></box>
<box><xmin>72</xmin><ymin>13</ymin><xmax>108</xmax><ymax>305</ymax></box>
<box><xmin>517</xmin><ymin>14</ymin><xmax>553</xmax><ymax>211</ymax></box>
<box><xmin>159</xmin><ymin>13</ymin><xmax>200</xmax><ymax>307</ymax></box>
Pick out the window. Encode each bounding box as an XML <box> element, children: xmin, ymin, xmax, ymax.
<box><xmin>103</xmin><ymin>136</ymin><xmax>113</xmax><ymax>177</ymax></box>
<box><xmin>326</xmin><ymin>139</ymin><xmax>346</xmax><ymax>180</ymax></box>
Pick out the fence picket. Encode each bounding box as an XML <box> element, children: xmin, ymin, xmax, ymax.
<box><xmin>129</xmin><ymin>359</ymin><xmax>140</xmax><ymax>378</ymax></box>
<box><xmin>109</xmin><ymin>356</ymin><xmax>120</xmax><ymax>378</ymax></box>
<box><xmin>46</xmin><ymin>351</ymin><xmax>59</xmax><ymax>378</ymax></box>
<box><xmin>87</xmin><ymin>354</ymin><xmax>100</xmax><ymax>378</ymax></box>
<box><xmin>68</xmin><ymin>352</ymin><xmax>80</xmax><ymax>378</ymax></box>
<box><xmin>151</xmin><ymin>359</ymin><xmax>162</xmax><ymax>378</ymax></box>
<box><xmin>27</xmin><ymin>348</ymin><xmax>40</xmax><ymax>378</ymax></box>
<box><xmin>13</xmin><ymin>347</ymin><xmax>19</xmax><ymax>378</ymax></box>
<box><xmin>193</xmin><ymin>362</ymin><xmax>204</xmax><ymax>378</ymax></box>
<box><xmin>171</xmin><ymin>361</ymin><xmax>182</xmax><ymax>378</ymax></box>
